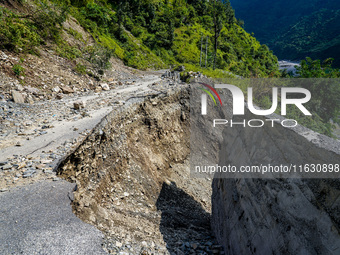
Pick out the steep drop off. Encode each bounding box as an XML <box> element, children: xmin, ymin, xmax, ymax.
<box><xmin>56</xmin><ymin>81</ymin><xmax>340</xmax><ymax>254</ymax></box>
<box><xmin>57</xmin><ymin>87</ymin><xmax>220</xmax><ymax>254</ymax></box>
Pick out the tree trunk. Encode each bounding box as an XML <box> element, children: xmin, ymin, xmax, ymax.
<box><xmin>205</xmin><ymin>36</ymin><xmax>208</xmax><ymax>68</ymax></box>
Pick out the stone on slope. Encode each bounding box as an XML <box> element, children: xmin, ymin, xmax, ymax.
<box><xmin>74</xmin><ymin>101</ymin><xmax>86</xmax><ymax>110</ymax></box>
<box><xmin>61</xmin><ymin>86</ymin><xmax>74</xmax><ymax>94</ymax></box>
<box><xmin>100</xmin><ymin>83</ymin><xmax>110</xmax><ymax>91</ymax></box>
<box><xmin>11</xmin><ymin>90</ymin><xmax>25</xmax><ymax>104</ymax></box>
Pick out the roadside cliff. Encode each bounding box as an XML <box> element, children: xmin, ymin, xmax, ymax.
<box><xmin>211</xmin><ymin>104</ymin><xmax>340</xmax><ymax>255</ymax></box>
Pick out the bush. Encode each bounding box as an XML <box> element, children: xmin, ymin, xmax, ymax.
<box><xmin>86</xmin><ymin>44</ymin><xmax>114</xmax><ymax>72</ymax></box>
<box><xmin>33</xmin><ymin>2</ymin><xmax>68</xmax><ymax>41</ymax></box>
<box><xmin>74</xmin><ymin>63</ymin><xmax>87</xmax><ymax>74</ymax></box>
<box><xmin>296</xmin><ymin>57</ymin><xmax>340</xmax><ymax>78</ymax></box>
<box><xmin>12</xmin><ymin>64</ymin><xmax>25</xmax><ymax>76</ymax></box>
<box><xmin>67</xmin><ymin>28</ymin><xmax>83</xmax><ymax>41</ymax></box>
<box><xmin>0</xmin><ymin>7</ymin><xmax>41</xmax><ymax>52</ymax></box>
<box><xmin>0</xmin><ymin>3</ymin><xmax>68</xmax><ymax>53</ymax></box>
<box><xmin>56</xmin><ymin>42</ymin><xmax>82</xmax><ymax>60</ymax></box>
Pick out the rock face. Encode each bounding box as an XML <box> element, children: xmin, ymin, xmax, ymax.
<box><xmin>211</xmin><ymin>109</ymin><xmax>340</xmax><ymax>254</ymax></box>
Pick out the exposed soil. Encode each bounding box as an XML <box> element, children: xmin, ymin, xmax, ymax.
<box><xmin>57</xmin><ymin>89</ymin><xmax>222</xmax><ymax>254</ymax></box>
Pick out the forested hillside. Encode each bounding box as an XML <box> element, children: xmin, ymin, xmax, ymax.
<box><xmin>230</xmin><ymin>0</ymin><xmax>340</xmax><ymax>66</ymax></box>
<box><xmin>272</xmin><ymin>9</ymin><xmax>340</xmax><ymax>67</ymax></box>
<box><xmin>0</xmin><ymin>0</ymin><xmax>280</xmax><ymax>77</ymax></box>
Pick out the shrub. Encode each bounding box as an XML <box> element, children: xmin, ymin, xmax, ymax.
<box><xmin>67</xmin><ymin>28</ymin><xmax>83</xmax><ymax>41</ymax></box>
<box><xmin>86</xmin><ymin>44</ymin><xmax>114</xmax><ymax>72</ymax></box>
<box><xmin>33</xmin><ymin>2</ymin><xmax>68</xmax><ymax>41</ymax></box>
<box><xmin>74</xmin><ymin>63</ymin><xmax>87</xmax><ymax>74</ymax></box>
<box><xmin>56</xmin><ymin>42</ymin><xmax>82</xmax><ymax>60</ymax></box>
<box><xmin>12</xmin><ymin>64</ymin><xmax>25</xmax><ymax>76</ymax></box>
<box><xmin>0</xmin><ymin>7</ymin><xmax>41</xmax><ymax>52</ymax></box>
<box><xmin>0</xmin><ymin>3</ymin><xmax>68</xmax><ymax>53</ymax></box>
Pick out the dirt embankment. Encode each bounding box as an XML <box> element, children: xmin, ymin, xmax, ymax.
<box><xmin>57</xmin><ymin>88</ymin><xmax>220</xmax><ymax>255</ymax></box>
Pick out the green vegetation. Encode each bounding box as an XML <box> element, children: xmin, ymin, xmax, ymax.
<box><xmin>98</xmin><ymin>0</ymin><xmax>280</xmax><ymax>76</ymax></box>
<box><xmin>296</xmin><ymin>57</ymin><xmax>340</xmax><ymax>78</ymax></box>
<box><xmin>272</xmin><ymin>9</ymin><xmax>340</xmax><ymax>67</ymax></box>
<box><xmin>294</xmin><ymin>58</ymin><xmax>340</xmax><ymax>136</ymax></box>
<box><xmin>66</xmin><ymin>27</ymin><xmax>83</xmax><ymax>41</ymax></box>
<box><xmin>251</xmin><ymin>58</ymin><xmax>340</xmax><ymax>137</ymax></box>
<box><xmin>85</xmin><ymin>44</ymin><xmax>114</xmax><ymax>72</ymax></box>
<box><xmin>0</xmin><ymin>2</ymin><xmax>68</xmax><ymax>54</ymax></box>
<box><xmin>0</xmin><ymin>6</ymin><xmax>41</xmax><ymax>53</ymax></box>
<box><xmin>74</xmin><ymin>63</ymin><xmax>87</xmax><ymax>74</ymax></box>
<box><xmin>0</xmin><ymin>0</ymin><xmax>280</xmax><ymax>76</ymax></box>
<box><xmin>230</xmin><ymin>0</ymin><xmax>340</xmax><ymax>67</ymax></box>
<box><xmin>12</xmin><ymin>64</ymin><xmax>25</xmax><ymax>76</ymax></box>
<box><xmin>56</xmin><ymin>42</ymin><xmax>82</xmax><ymax>59</ymax></box>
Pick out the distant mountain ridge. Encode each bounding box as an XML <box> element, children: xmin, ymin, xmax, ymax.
<box><xmin>230</xmin><ymin>0</ymin><xmax>340</xmax><ymax>66</ymax></box>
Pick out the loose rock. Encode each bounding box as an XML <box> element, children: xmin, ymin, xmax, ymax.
<box><xmin>100</xmin><ymin>83</ymin><xmax>110</xmax><ymax>91</ymax></box>
<box><xmin>73</xmin><ymin>101</ymin><xmax>86</xmax><ymax>110</ymax></box>
<box><xmin>11</xmin><ymin>90</ymin><xmax>25</xmax><ymax>104</ymax></box>
<box><xmin>61</xmin><ymin>86</ymin><xmax>74</xmax><ymax>94</ymax></box>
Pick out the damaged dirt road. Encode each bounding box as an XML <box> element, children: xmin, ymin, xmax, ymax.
<box><xmin>0</xmin><ymin>73</ymin><xmax>163</xmax><ymax>189</ymax></box>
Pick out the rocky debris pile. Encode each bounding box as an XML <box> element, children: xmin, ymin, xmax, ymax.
<box><xmin>0</xmin><ymin>49</ymin><xmax>143</xmax><ymax>104</ymax></box>
<box><xmin>73</xmin><ymin>159</ymin><xmax>221</xmax><ymax>255</ymax></box>
<box><xmin>0</xmin><ymin>135</ymin><xmax>86</xmax><ymax>189</ymax></box>
<box><xmin>0</xmin><ymin>154</ymin><xmax>57</xmax><ymax>189</ymax></box>
<box><xmin>102</xmin><ymin>237</ymin><xmax>168</xmax><ymax>255</ymax></box>
<box><xmin>102</xmin><ymin>237</ymin><xmax>224</xmax><ymax>255</ymax></box>
<box><xmin>161</xmin><ymin>69</ymin><xmax>207</xmax><ymax>85</ymax></box>
<box><xmin>163</xmin><ymin>70</ymin><xmax>207</xmax><ymax>83</ymax></box>
<box><xmin>0</xmin><ymin>77</ymin><xmax>145</xmax><ymax>143</ymax></box>
<box><xmin>186</xmin><ymin>71</ymin><xmax>206</xmax><ymax>79</ymax></box>
<box><xmin>0</xmin><ymin>98</ymin><xmax>81</xmax><ymax>145</ymax></box>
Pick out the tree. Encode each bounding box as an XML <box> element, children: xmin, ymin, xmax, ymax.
<box><xmin>296</xmin><ymin>57</ymin><xmax>340</xmax><ymax>124</ymax></box>
<box><xmin>210</xmin><ymin>0</ymin><xmax>234</xmax><ymax>69</ymax></box>
<box><xmin>296</xmin><ymin>57</ymin><xmax>340</xmax><ymax>78</ymax></box>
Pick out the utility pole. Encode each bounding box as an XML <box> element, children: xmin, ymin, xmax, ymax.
<box><xmin>205</xmin><ymin>36</ymin><xmax>208</xmax><ymax>68</ymax></box>
<box><xmin>200</xmin><ymin>34</ymin><xmax>203</xmax><ymax>67</ymax></box>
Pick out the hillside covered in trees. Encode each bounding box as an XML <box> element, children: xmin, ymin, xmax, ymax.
<box><xmin>230</xmin><ymin>0</ymin><xmax>340</xmax><ymax>67</ymax></box>
<box><xmin>0</xmin><ymin>0</ymin><xmax>280</xmax><ymax>77</ymax></box>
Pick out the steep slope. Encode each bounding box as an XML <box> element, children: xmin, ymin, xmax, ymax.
<box><xmin>0</xmin><ymin>0</ymin><xmax>280</xmax><ymax>78</ymax></box>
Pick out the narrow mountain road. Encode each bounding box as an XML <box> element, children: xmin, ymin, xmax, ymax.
<box><xmin>0</xmin><ymin>73</ymin><xmax>164</xmax><ymax>189</ymax></box>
